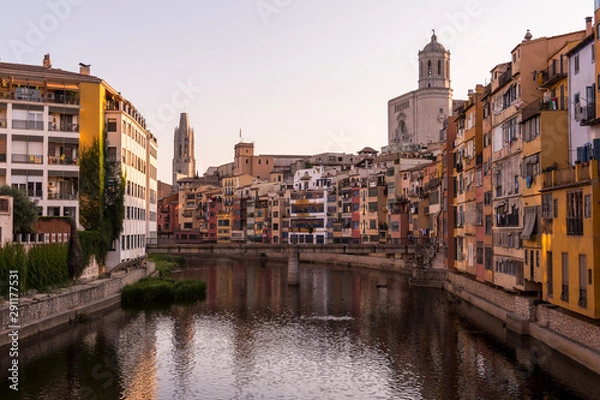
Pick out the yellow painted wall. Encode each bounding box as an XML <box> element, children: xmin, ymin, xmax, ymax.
<box><xmin>542</xmin><ymin>181</ymin><xmax>599</xmax><ymax>319</ymax></box>
<box><xmin>78</xmin><ymin>82</ymin><xmax>105</xmax><ymax>149</ymax></box>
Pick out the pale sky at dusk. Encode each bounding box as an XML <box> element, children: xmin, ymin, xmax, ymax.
<box><xmin>0</xmin><ymin>0</ymin><xmax>594</xmax><ymax>184</ymax></box>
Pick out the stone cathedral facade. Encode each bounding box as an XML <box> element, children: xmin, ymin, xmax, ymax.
<box><xmin>386</xmin><ymin>31</ymin><xmax>454</xmax><ymax>151</ymax></box>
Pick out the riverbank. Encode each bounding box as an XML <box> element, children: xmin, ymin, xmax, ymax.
<box><xmin>0</xmin><ymin>262</ymin><xmax>154</xmax><ymax>348</ymax></box>
<box><xmin>445</xmin><ymin>271</ymin><xmax>600</xmax><ymax>375</ymax></box>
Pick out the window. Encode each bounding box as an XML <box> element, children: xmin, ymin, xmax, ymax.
<box><xmin>566</xmin><ymin>190</ymin><xmax>583</xmax><ymax>235</ymax></box>
<box><xmin>553</xmin><ymin>199</ymin><xmax>558</xmax><ymax>218</ymax></box>
<box><xmin>484</xmin><ymin>191</ymin><xmax>492</xmax><ymax>205</ymax></box>
<box><xmin>369</xmin><ymin>220</ymin><xmax>377</xmax><ymax>229</ymax></box>
<box><xmin>476</xmin><ymin>242</ymin><xmax>483</xmax><ymax>264</ymax></box>
<box><xmin>547</xmin><ymin>251</ymin><xmax>553</xmax><ymax>298</ymax></box>
<box><xmin>495</xmin><ymin>258</ymin><xmax>521</xmax><ymax>276</ymax></box>
<box><xmin>542</xmin><ymin>194</ymin><xmax>553</xmax><ymax>218</ymax></box>
<box><xmin>476</xmin><ymin>203</ymin><xmax>483</xmax><ymax>226</ymax></box>
<box><xmin>503</xmin><ymin>117</ymin><xmax>519</xmax><ymax>142</ymax></box>
<box><xmin>579</xmin><ymin>255</ymin><xmax>587</xmax><ymax>308</ymax></box>
<box><xmin>575</xmin><ymin>54</ymin><xmax>580</xmax><ymax>73</ymax></box>
<box><xmin>107</xmin><ymin>119</ymin><xmax>117</xmax><ymax>132</ymax></box>
<box><xmin>560</xmin><ymin>252</ymin><xmax>570</xmax><ymax>302</ymax></box>
<box><xmin>502</xmin><ymin>85</ymin><xmax>517</xmax><ymax>109</ymax></box>
<box><xmin>485</xmin><ymin>247</ymin><xmax>492</xmax><ymax>270</ymax></box>
<box><xmin>485</xmin><ymin>215</ymin><xmax>493</xmax><ymax>235</ymax></box>
<box><xmin>584</xmin><ymin>194</ymin><xmax>591</xmax><ymax>218</ymax></box>
<box><xmin>522</xmin><ymin>116</ymin><xmax>540</xmax><ymax>142</ymax></box>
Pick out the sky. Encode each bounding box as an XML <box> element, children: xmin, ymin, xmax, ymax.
<box><xmin>0</xmin><ymin>0</ymin><xmax>594</xmax><ymax>184</ymax></box>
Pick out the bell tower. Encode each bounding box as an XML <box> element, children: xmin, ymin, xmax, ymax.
<box><xmin>172</xmin><ymin>113</ymin><xmax>196</xmax><ymax>186</ymax></box>
<box><xmin>418</xmin><ymin>30</ymin><xmax>451</xmax><ymax>89</ymax></box>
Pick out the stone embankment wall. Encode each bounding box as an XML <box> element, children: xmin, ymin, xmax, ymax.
<box><xmin>0</xmin><ymin>263</ymin><xmax>153</xmax><ymax>347</ymax></box>
<box><xmin>445</xmin><ymin>271</ymin><xmax>600</xmax><ymax>375</ymax></box>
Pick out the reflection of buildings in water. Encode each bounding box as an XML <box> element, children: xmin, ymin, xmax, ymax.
<box><xmin>204</xmin><ymin>259</ymin><xmax>285</xmax><ymax>316</ymax></box>
<box><xmin>117</xmin><ymin>313</ymin><xmax>158</xmax><ymax>399</ymax></box>
<box><xmin>287</xmin><ymin>284</ymin><xmax>301</xmax><ymax>315</ymax></box>
<box><xmin>450</xmin><ymin>299</ymin><xmax>600</xmax><ymax>399</ymax></box>
<box><xmin>170</xmin><ymin>304</ymin><xmax>199</xmax><ymax>399</ymax></box>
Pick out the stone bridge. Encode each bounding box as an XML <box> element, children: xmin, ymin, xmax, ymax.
<box><xmin>146</xmin><ymin>243</ymin><xmax>419</xmax><ymax>257</ymax></box>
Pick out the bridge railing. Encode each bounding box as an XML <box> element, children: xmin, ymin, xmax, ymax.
<box><xmin>147</xmin><ymin>239</ymin><xmax>433</xmax><ymax>255</ymax></box>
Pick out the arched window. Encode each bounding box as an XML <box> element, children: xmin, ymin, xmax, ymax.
<box><xmin>438</xmin><ymin>60</ymin><xmax>442</xmax><ymax>75</ymax></box>
<box><xmin>427</xmin><ymin>61</ymin><xmax>432</xmax><ymax>76</ymax></box>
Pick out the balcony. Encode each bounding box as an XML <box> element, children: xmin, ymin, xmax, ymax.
<box><xmin>12</xmin><ymin>119</ymin><xmax>43</xmax><ymax>130</ymax></box>
<box><xmin>47</xmin><ymin>192</ymin><xmax>78</xmax><ymax>200</ymax></box>
<box><xmin>541</xmin><ymin>160</ymin><xmax>599</xmax><ymax>189</ymax></box>
<box><xmin>539</xmin><ymin>57</ymin><xmax>567</xmax><ymax>88</ymax></box>
<box><xmin>0</xmin><ymin>118</ymin><xmax>6</xmax><ymax>128</ymax></box>
<box><xmin>498</xmin><ymin>66</ymin><xmax>513</xmax><ymax>87</ymax></box>
<box><xmin>12</xmin><ymin>154</ymin><xmax>43</xmax><ymax>164</ymax></box>
<box><xmin>48</xmin><ymin>122</ymin><xmax>79</xmax><ymax>132</ymax></box>
<box><xmin>48</xmin><ymin>156</ymin><xmax>78</xmax><ymax>165</ymax></box>
<box><xmin>290</xmin><ymin>191</ymin><xmax>325</xmax><ymax>200</ymax></box>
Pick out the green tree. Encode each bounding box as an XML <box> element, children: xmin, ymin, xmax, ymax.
<box><xmin>67</xmin><ymin>217</ymin><xmax>84</xmax><ymax>279</ymax></box>
<box><xmin>78</xmin><ymin>128</ymin><xmax>125</xmax><ymax>264</ymax></box>
<box><xmin>78</xmin><ymin>137</ymin><xmax>103</xmax><ymax>231</ymax></box>
<box><xmin>0</xmin><ymin>185</ymin><xmax>39</xmax><ymax>234</ymax></box>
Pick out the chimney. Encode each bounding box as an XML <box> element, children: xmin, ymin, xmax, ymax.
<box><xmin>43</xmin><ymin>53</ymin><xmax>52</xmax><ymax>68</ymax></box>
<box><xmin>79</xmin><ymin>62</ymin><xmax>90</xmax><ymax>75</ymax></box>
<box><xmin>523</xmin><ymin>29</ymin><xmax>532</xmax><ymax>42</ymax></box>
<box><xmin>586</xmin><ymin>16</ymin><xmax>593</xmax><ymax>36</ymax></box>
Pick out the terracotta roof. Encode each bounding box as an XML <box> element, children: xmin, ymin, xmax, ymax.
<box><xmin>358</xmin><ymin>146</ymin><xmax>378</xmax><ymax>154</ymax></box>
<box><xmin>0</xmin><ymin>61</ymin><xmax>101</xmax><ymax>83</ymax></box>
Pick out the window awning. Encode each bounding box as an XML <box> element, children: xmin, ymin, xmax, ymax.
<box><xmin>45</xmin><ymin>83</ymin><xmax>79</xmax><ymax>90</ymax></box>
<box><xmin>521</xmin><ymin>212</ymin><xmax>537</xmax><ymax>239</ymax></box>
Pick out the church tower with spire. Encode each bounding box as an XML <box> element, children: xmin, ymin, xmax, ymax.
<box><xmin>172</xmin><ymin>112</ymin><xmax>196</xmax><ymax>186</ymax></box>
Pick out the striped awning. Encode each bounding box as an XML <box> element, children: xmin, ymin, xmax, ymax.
<box><xmin>521</xmin><ymin>212</ymin><xmax>536</xmax><ymax>240</ymax></box>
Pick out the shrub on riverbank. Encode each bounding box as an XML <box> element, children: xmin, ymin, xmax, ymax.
<box><xmin>121</xmin><ymin>277</ymin><xmax>206</xmax><ymax>306</ymax></box>
<box><xmin>0</xmin><ymin>243</ymin><xmax>70</xmax><ymax>295</ymax></box>
<box><xmin>26</xmin><ymin>243</ymin><xmax>70</xmax><ymax>291</ymax></box>
<box><xmin>147</xmin><ymin>253</ymin><xmax>186</xmax><ymax>277</ymax></box>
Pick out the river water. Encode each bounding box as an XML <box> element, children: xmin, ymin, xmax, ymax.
<box><xmin>1</xmin><ymin>257</ymin><xmax>599</xmax><ymax>399</ymax></box>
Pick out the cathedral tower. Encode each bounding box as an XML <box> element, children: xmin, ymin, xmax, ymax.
<box><xmin>172</xmin><ymin>113</ymin><xmax>196</xmax><ymax>186</ymax></box>
<box><xmin>386</xmin><ymin>30</ymin><xmax>453</xmax><ymax>149</ymax></box>
<box><xmin>418</xmin><ymin>30</ymin><xmax>451</xmax><ymax>89</ymax></box>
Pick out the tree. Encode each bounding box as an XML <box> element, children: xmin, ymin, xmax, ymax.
<box><xmin>78</xmin><ymin>128</ymin><xmax>125</xmax><ymax>264</ymax></box>
<box><xmin>0</xmin><ymin>185</ymin><xmax>39</xmax><ymax>234</ymax></box>
<box><xmin>78</xmin><ymin>137</ymin><xmax>103</xmax><ymax>231</ymax></box>
<box><xmin>67</xmin><ymin>217</ymin><xmax>84</xmax><ymax>280</ymax></box>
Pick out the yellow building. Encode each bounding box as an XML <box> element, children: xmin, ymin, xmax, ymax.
<box><xmin>519</xmin><ymin>39</ymin><xmax>579</xmax><ymax>290</ymax></box>
<box><xmin>540</xmin><ymin>161</ymin><xmax>600</xmax><ymax>318</ymax></box>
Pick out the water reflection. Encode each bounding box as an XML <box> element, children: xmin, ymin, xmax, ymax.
<box><xmin>1</xmin><ymin>258</ymin><xmax>598</xmax><ymax>399</ymax></box>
